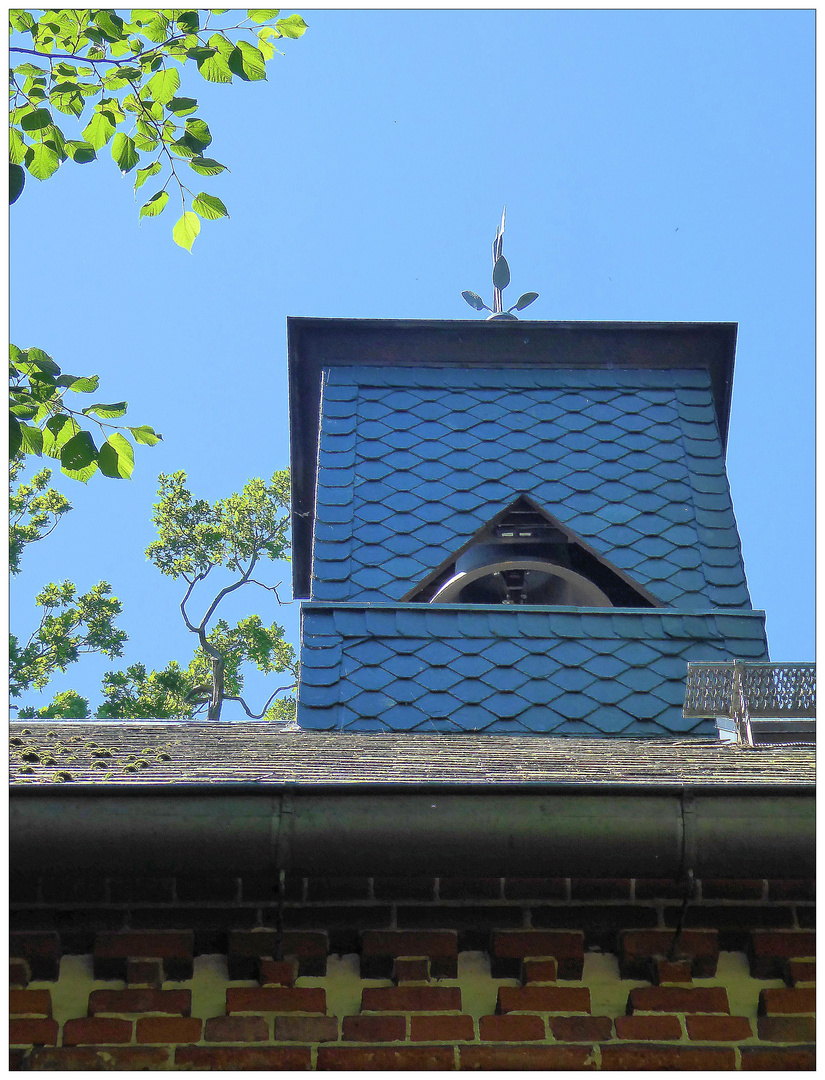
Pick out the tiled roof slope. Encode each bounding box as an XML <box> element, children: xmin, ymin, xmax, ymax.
<box><xmin>312</xmin><ymin>366</ymin><xmax>750</xmax><ymax>609</ymax></box>
<box><xmin>9</xmin><ymin>723</ymin><xmax>814</xmax><ymax>787</ymax></box>
<box><xmin>299</xmin><ymin>604</ymin><xmax>768</xmax><ymax>736</ymax></box>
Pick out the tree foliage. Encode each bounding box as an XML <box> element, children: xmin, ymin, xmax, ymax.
<box><xmin>11</xmin><ymin>469</ymin><xmax>298</xmax><ymax>721</ymax></box>
<box><xmin>9</xmin><ymin>8</ymin><xmax>307</xmax><ymax>479</ymax></box>
<box><xmin>9</xmin><ymin>8</ymin><xmax>307</xmax><ymax>248</ymax></box>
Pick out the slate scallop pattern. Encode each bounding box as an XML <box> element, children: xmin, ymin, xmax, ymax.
<box><xmin>298</xmin><ymin>605</ymin><xmax>769</xmax><ymax>736</ymax></box>
<box><xmin>311</xmin><ymin>367</ymin><xmax>751</xmax><ymax>610</ymax></box>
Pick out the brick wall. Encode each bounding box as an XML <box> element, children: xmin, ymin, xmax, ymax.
<box><xmin>10</xmin><ymin>876</ymin><xmax>815</xmax><ymax>1070</ymax></box>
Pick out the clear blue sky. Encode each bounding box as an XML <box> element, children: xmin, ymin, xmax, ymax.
<box><xmin>10</xmin><ymin>9</ymin><xmax>814</xmax><ymax>717</ymax></box>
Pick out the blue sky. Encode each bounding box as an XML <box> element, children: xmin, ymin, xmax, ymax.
<box><xmin>10</xmin><ymin>9</ymin><xmax>814</xmax><ymax>717</ymax></box>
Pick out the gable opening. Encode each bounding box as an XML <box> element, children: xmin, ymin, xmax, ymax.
<box><xmin>403</xmin><ymin>496</ymin><xmax>660</xmax><ymax>608</ymax></box>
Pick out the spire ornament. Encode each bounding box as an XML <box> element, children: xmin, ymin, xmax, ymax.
<box><xmin>461</xmin><ymin>208</ymin><xmax>538</xmax><ymax>320</ymax></box>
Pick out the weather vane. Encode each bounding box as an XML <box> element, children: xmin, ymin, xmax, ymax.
<box><xmin>461</xmin><ymin>207</ymin><xmax>538</xmax><ymax>320</ymax></box>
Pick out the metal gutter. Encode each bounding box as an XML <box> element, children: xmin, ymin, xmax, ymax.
<box><xmin>10</xmin><ymin>786</ymin><xmax>813</xmax><ymax>880</ymax></box>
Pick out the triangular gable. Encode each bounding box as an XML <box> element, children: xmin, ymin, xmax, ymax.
<box><xmin>403</xmin><ymin>494</ymin><xmax>662</xmax><ymax>607</ymax></box>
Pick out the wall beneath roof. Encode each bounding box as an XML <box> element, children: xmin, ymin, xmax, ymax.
<box><xmin>10</xmin><ymin>874</ymin><xmax>815</xmax><ymax>1070</ymax></box>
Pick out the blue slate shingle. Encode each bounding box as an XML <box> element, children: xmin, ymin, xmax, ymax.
<box><xmin>298</xmin><ymin>603</ymin><xmax>769</xmax><ymax>736</ymax></box>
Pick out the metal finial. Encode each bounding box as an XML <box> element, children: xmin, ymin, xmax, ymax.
<box><xmin>462</xmin><ymin>207</ymin><xmax>539</xmax><ymax>320</ymax></box>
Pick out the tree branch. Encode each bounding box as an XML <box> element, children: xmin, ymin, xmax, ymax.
<box><xmin>223</xmin><ymin>686</ymin><xmax>294</xmax><ymax>720</ymax></box>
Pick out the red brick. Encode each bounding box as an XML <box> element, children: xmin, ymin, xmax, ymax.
<box><xmin>749</xmin><ymin>930</ymin><xmax>816</xmax><ymax>978</ymax></box>
<box><xmin>686</xmin><ymin>1015</ymin><xmax>753</xmax><ymax>1040</ymax></box>
<box><xmin>361</xmin><ymin>930</ymin><xmax>458</xmax><ymax>958</ymax></box>
<box><xmin>758</xmin><ymin>987</ymin><xmax>815</xmax><ymax>1015</ymax></box>
<box><xmin>601</xmin><ymin>1045</ymin><xmax>735</xmax><ymax>1070</ymax></box>
<box><xmin>479</xmin><ymin>1014</ymin><xmax>545</xmax><ymax>1041</ymax></box>
<box><xmin>628</xmin><ymin>986</ymin><xmax>729</xmax><ymax>1014</ymax></box>
<box><xmin>93</xmin><ymin>930</ymin><xmax>193</xmax><ymax>980</ymax></box>
<box><xmin>228</xmin><ymin>930</ymin><xmax>328</xmax><ymax>978</ymax></box>
<box><xmin>175</xmin><ymin>1046</ymin><xmax>311</xmax><ymax>1069</ymax></box>
<box><xmin>621</xmin><ymin>929</ymin><xmax>719</xmax><ymax>979</ymax></box>
<box><xmin>63</xmin><ymin>1018</ymin><xmax>133</xmax><ymax>1045</ymax></box>
<box><xmin>548</xmin><ymin>1015</ymin><xmax>613</xmax><ymax>1042</ymax></box>
<box><xmin>342</xmin><ymin>1014</ymin><xmax>406</xmax><ymax>1041</ymax></box>
<box><xmin>319</xmin><ymin>1045</ymin><xmax>455</xmax><ymax>1070</ymax></box>
<box><xmin>9</xmin><ymin>961</ymin><xmax>29</xmax><ymax>987</ymax></box>
<box><xmin>361</xmin><ymin>985</ymin><xmax>461</xmax><ymax>1012</ymax></box>
<box><xmin>259</xmin><ymin>959</ymin><xmax>297</xmax><ymax>986</ymax></box>
<box><xmin>410</xmin><ymin>1014</ymin><xmax>475</xmax><ymax>1042</ymax></box>
<box><xmin>460</xmin><ymin>1045</ymin><xmax>595</xmax><ymax>1070</ymax></box>
<box><xmin>28</xmin><ymin>1047</ymin><xmax>172</xmax><ymax>1070</ymax></box>
<box><xmin>9</xmin><ymin>932</ymin><xmax>61</xmax><ymax>981</ymax></box>
<box><xmin>570</xmin><ymin>877</ymin><xmax>631</xmax><ymax>900</ymax></box>
<box><xmin>740</xmin><ymin>1047</ymin><xmax>816</xmax><ymax>1070</ymax></box>
<box><xmin>136</xmin><ymin>1016</ymin><xmax>203</xmax><ymax>1044</ymax></box>
<box><xmin>439</xmin><ymin>876</ymin><xmax>501</xmax><ymax>900</ymax></box>
<box><xmin>634</xmin><ymin>879</ymin><xmax>688</xmax><ymax>900</ymax></box>
<box><xmin>492</xmin><ymin>930</ymin><xmax>584</xmax><ymax>979</ymax></box>
<box><xmin>394</xmin><ymin>957</ymin><xmax>430</xmax><ymax>983</ymax></box>
<box><xmin>615</xmin><ymin>1014</ymin><xmax>682</xmax><ymax>1040</ymax></box>
<box><xmin>503</xmin><ymin>878</ymin><xmax>567</xmax><ymax>900</ymax></box>
<box><xmin>523</xmin><ymin>958</ymin><xmax>557</xmax><ymax>983</ymax></box>
<box><xmin>373</xmin><ymin>876</ymin><xmax>436</xmax><ymax>900</ymax></box>
<box><xmin>273</xmin><ymin>1015</ymin><xmax>339</xmax><ymax>1042</ymax></box>
<box><xmin>655</xmin><ymin>959</ymin><xmax>692</xmax><ymax>984</ymax></box>
<box><xmin>226</xmin><ymin>986</ymin><xmax>326</xmax><ymax>1013</ymax></box>
<box><xmin>88</xmin><ymin>988</ymin><xmax>191</xmax><ymax>1015</ymax></box>
<box><xmin>204</xmin><ymin>1015</ymin><xmax>270</xmax><ymax>1042</ymax></box>
<box><xmin>9</xmin><ymin>989</ymin><xmax>51</xmax><ymax>1016</ymax></box>
<box><xmin>767</xmin><ymin>878</ymin><xmax>815</xmax><ymax>902</ymax></box>
<box><xmin>701</xmin><ymin>878</ymin><xmax>764</xmax><ymax>900</ymax></box>
<box><xmin>786</xmin><ymin>959</ymin><xmax>816</xmax><ymax>985</ymax></box>
<box><xmin>9</xmin><ymin>1019</ymin><xmax>58</xmax><ymax>1046</ymax></box>
<box><xmin>126</xmin><ymin>959</ymin><xmax>163</xmax><ymax>986</ymax></box>
<box><xmin>497</xmin><ymin>986</ymin><xmax>590</xmax><ymax>1014</ymax></box>
<box><xmin>757</xmin><ymin>1015</ymin><xmax>816</xmax><ymax>1042</ymax></box>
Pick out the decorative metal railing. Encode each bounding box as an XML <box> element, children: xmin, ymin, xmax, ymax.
<box><xmin>684</xmin><ymin>661</ymin><xmax>815</xmax><ymax>746</ymax></box>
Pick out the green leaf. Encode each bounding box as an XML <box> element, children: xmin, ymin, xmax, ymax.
<box><xmin>93</xmin><ymin>10</ymin><xmax>125</xmax><ymax>41</ymax></box>
<box><xmin>20</xmin><ymin>424</ymin><xmax>44</xmax><ymax>456</ymax></box>
<box><xmin>10</xmin><ymin>11</ymin><xmax>35</xmax><ymax>31</ymax></box>
<box><xmin>82</xmin><ymin>110</ymin><xmax>116</xmax><ymax>150</ymax></box>
<box><xmin>512</xmin><ymin>291</ymin><xmax>539</xmax><ymax>311</ymax></box>
<box><xmin>128</xmin><ymin>425</ymin><xmax>163</xmax><ymax>446</ymax></box>
<box><xmin>60</xmin><ymin>430</ymin><xmax>98</xmax><ymax>472</ymax></box>
<box><xmin>192</xmin><ymin>192</ymin><xmax>228</xmax><ymax>220</ymax></box>
<box><xmin>188</xmin><ymin>156</ymin><xmax>227</xmax><ymax>177</ymax></box>
<box><xmin>135</xmin><ymin>161</ymin><xmax>162</xmax><ymax>189</ymax></box>
<box><xmin>10</xmin><ymin>163</ymin><xmax>25</xmax><ymax>204</ymax></box>
<box><xmin>82</xmin><ymin>401</ymin><xmax>128</xmax><ymax>419</ymax></box>
<box><xmin>50</xmin><ymin>86</ymin><xmax>84</xmax><ymax>117</ymax></box>
<box><xmin>98</xmin><ymin>433</ymin><xmax>134</xmax><ymax>479</ymax></box>
<box><xmin>147</xmin><ymin>67</ymin><xmax>181</xmax><ymax>105</ymax></box>
<box><xmin>26</xmin><ymin>143</ymin><xmax>60</xmax><ymax>180</ymax></box>
<box><xmin>62</xmin><ymin>457</ymin><xmax>100</xmax><ymax>483</ymax></box>
<box><xmin>10</xmin><ymin>416</ymin><xmax>22</xmax><ymax>458</ymax></box>
<box><xmin>58</xmin><ymin>374</ymin><xmax>99</xmax><ymax>393</ymax></box>
<box><xmin>173</xmin><ymin>211</ymin><xmax>201</xmax><ymax>251</ymax></box>
<box><xmin>176</xmin><ymin>11</ymin><xmax>200</xmax><ymax>33</ymax></box>
<box><xmin>276</xmin><ymin>13</ymin><xmax>308</xmax><ymax>38</ymax></box>
<box><xmin>184</xmin><ymin>118</ymin><xmax>212</xmax><ymax>148</ymax></box>
<box><xmin>111</xmin><ymin>132</ymin><xmax>139</xmax><ymax>173</ymax></box>
<box><xmin>27</xmin><ymin>348</ymin><xmax>60</xmax><ymax>375</ymax></box>
<box><xmin>9</xmin><ymin>128</ymin><xmax>27</xmax><ymax>165</ymax></box>
<box><xmin>461</xmin><ymin>290</ymin><xmax>487</xmax><ymax>311</ymax></box>
<box><xmin>65</xmin><ymin>140</ymin><xmax>97</xmax><ymax>163</ymax></box>
<box><xmin>228</xmin><ymin>41</ymin><xmax>267</xmax><ymax>82</ymax></box>
<box><xmin>167</xmin><ymin>96</ymin><xmax>198</xmax><ymax>116</ymax></box>
<box><xmin>197</xmin><ymin>51</ymin><xmax>233</xmax><ymax>84</ymax></box>
<box><xmin>492</xmin><ymin>255</ymin><xmax>510</xmax><ymax>290</ymax></box>
<box><xmin>248</xmin><ymin>9</ymin><xmax>281</xmax><ymax>23</ymax></box>
<box><xmin>140</xmin><ymin>190</ymin><xmax>169</xmax><ymax>218</ymax></box>
<box><xmin>20</xmin><ymin>108</ymin><xmax>52</xmax><ymax>132</ymax></box>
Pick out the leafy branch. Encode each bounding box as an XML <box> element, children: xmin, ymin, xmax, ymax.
<box><xmin>9</xmin><ymin>8</ymin><xmax>308</xmax><ymax>250</ymax></box>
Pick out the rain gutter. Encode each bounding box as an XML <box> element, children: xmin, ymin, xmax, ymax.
<box><xmin>9</xmin><ymin>783</ymin><xmax>814</xmax><ymax>881</ymax></box>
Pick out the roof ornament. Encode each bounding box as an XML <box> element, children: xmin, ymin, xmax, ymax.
<box><xmin>461</xmin><ymin>207</ymin><xmax>539</xmax><ymax>320</ymax></box>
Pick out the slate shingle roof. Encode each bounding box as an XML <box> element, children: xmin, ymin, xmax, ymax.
<box><xmin>299</xmin><ymin>603</ymin><xmax>768</xmax><ymax>735</ymax></box>
<box><xmin>8</xmin><ymin>723</ymin><xmax>814</xmax><ymax>787</ymax></box>
<box><xmin>312</xmin><ymin>366</ymin><xmax>750</xmax><ymax>610</ymax></box>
